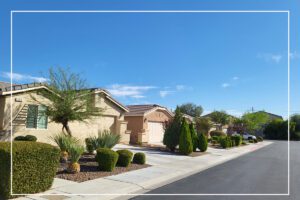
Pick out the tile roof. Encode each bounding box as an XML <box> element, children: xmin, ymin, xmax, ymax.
<box><xmin>0</xmin><ymin>82</ymin><xmax>45</xmax><ymax>92</ymax></box>
<box><xmin>125</xmin><ymin>104</ymin><xmax>172</xmax><ymax>116</ymax></box>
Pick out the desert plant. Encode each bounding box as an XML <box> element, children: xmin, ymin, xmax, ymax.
<box><xmin>50</xmin><ymin>133</ymin><xmax>80</xmax><ymax>162</ymax></box>
<box><xmin>133</xmin><ymin>152</ymin><xmax>146</xmax><ymax>164</ymax></box>
<box><xmin>179</xmin><ymin>119</ymin><xmax>193</xmax><ymax>155</ymax></box>
<box><xmin>67</xmin><ymin>143</ymin><xmax>85</xmax><ymax>173</ymax></box>
<box><xmin>0</xmin><ymin>142</ymin><xmax>60</xmax><ymax>199</ymax></box>
<box><xmin>85</xmin><ymin>138</ymin><xmax>95</xmax><ymax>153</ymax></box>
<box><xmin>198</xmin><ymin>133</ymin><xmax>208</xmax><ymax>152</ymax></box>
<box><xmin>163</xmin><ymin>107</ymin><xmax>182</xmax><ymax>151</ymax></box>
<box><xmin>189</xmin><ymin>123</ymin><xmax>198</xmax><ymax>151</ymax></box>
<box><xmin>89</xmin><ymin>130</ymin><xmax>120</xmax><ymax>150</ymax></box>
<box><xmin>116</xmin><ymin>149</ymin><xmax>133</xmax><ymax>167</ymax></box>
<box><xmin>96</xmin><ymin>148</ymin><xmax>119</xmax><ymax>171</ymax></box>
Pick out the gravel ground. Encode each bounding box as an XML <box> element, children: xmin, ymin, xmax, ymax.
<box><xmin>56</xmin><ymin>154</ymin><xmax>150</xmax><ymax>182</ymax></box>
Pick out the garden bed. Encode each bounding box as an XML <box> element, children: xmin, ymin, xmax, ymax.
<box><xmin>56</xmin><ymin>153</ymin><xmax>150</xmax><ymax>182</ymax></box>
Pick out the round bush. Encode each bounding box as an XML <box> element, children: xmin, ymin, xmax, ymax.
<box><xmin>210</xmin><ymin>131</ymin><xmax>226</xmax><ymax>137</ymax></box>
<box><xmin>0</xmin><ymin>142</ymin><xmax>60</xmax><ymax>199</ymax></box>
<box><xmin>257</xmin><ymin>136</ymin><xmax>263</xmax><ymax>142</ymax></box>
<box><xmin>14</xmin><ymin>135</ymin><xmax>37</xmax><ymax>142</ymax></box>
<box><xmin>116</xmin><ymin>149</ymin><xmax>133</xmax><ymax>167</ymax></box>
<box><xmin>219</xmin><ymin>136</ymin><xmax>232</xmax><ymax>149</ymax></box>
<box><xmin>231</xmin><ymin>135</ymin><xmax>242</xmax><ymax>146</ymax></box>
<box><xmin>25</xmin><ymin>135</ymin><xmax>37</xmax><ymax>141</ymax></box>
<box><xmin>133</xmin><ymin>152</ymin><xmax>146</xmax><ymax>165</ymax></box>
<box><xmin>96</xmin><ymin>148</ymin><xmax>119</xmax><ymax>171</ymax></box>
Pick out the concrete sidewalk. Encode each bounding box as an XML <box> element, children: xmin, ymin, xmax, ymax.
<box><xmin>16</xmin><ymin>141</ymin><xmax>272</xmax><ymax>200</ymax></box>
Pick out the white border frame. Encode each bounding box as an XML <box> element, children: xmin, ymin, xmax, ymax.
<box><xmin>10</xmin><ymin>10</ymin><xmax>290</xmax><ymax>197</ymax></box>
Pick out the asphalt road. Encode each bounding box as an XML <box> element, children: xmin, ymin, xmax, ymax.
<box><xmin>131</xmin><ymin>141</ymin><xmax>299</xmax><ymax>200</ymax></box>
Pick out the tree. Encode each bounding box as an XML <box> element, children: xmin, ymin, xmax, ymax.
<box><xmin>189</xmin><ymin>123</ymin><xmax>198</xmax><ymax>152</ymax></box>
<box><xmin>209</xmin><ymin>111</ymin><xmax>230</xmax><ymax>130</ymax></box>
<box><xmin>242</xmin><ymin>112</ymin><xmax>269</xmax><ymax>135</ymax></box>
<box><xmin>179</xmin><ymin>119</ymin><xmax>193</xmax><ymax>155</ymax></box>
<box><xmin>195</xmin><ymin>117</ymin><xmax>212</xmax><ymax>137</ymax></box>
<box><xmin>32</xmin><ymin>67</ymin><xmax>103</xmax><ymax>136</ymax></box>
<box><xmin>198</xmin><ymin>133</ymin><xmax>208</xmax><ymax>152</ymax></box>
<box><xmin>163</xmin><ymin>107</ymin><xmax>182</xmax><ymax>151</ymax></box>
<box><xmin>178</xmin><ymin>103</ymin><xmax>203</xmax><ymax>118</ymax></box>
<box><xmin>290</xmin><ymin>114</ymin><xmax>300</xmax><ymax>140</ymax></box>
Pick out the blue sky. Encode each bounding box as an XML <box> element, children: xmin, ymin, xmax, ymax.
<box><xmin>0</xmin><ymin>0</ymin><xmax>299</xmax><ymax>118</ymax></box>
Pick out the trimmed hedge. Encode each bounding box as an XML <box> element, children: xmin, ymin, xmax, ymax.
<box><xmin>133</xmin><ymin>152</ymin><xmax>146</xmax><ymax>165</ymax></box>
<box><xmin>198</xmin><ymin>133</ymin><xmax>208</xmax><ymax>152</ymax></box>
<box><xmin>116</xmin><ymin>150</ymin><xmax>133</xmax><ymax>167</ymax></box>
<box><xmin>231</xmin><ymin>135</ymin><xmax>242</xmax><ymax>146</ymax></box>
<box><xmin>0</xmin><ymin>142</ymin><xmax>60</xmax><ymax>199</ymax></box>
<box><xmin>219</xmin><ymin>136</ymin><xmax>232</xmax><ymax>149</ymax></box>
<box><xmin>14</xmin><ymin>135</ymin><xmax>37</xmax><ymax>142</ymax></box>
<box><xmin>96</xmin><ymin>148</ymin><xmax>119</xmax><ymax>171</ymax></box>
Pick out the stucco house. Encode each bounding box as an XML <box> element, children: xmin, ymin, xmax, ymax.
<box><xmin>125</xmin><ymin>104</ymin><xmax>173</xmax><ymax>145</ymax></box>
<box><xmin>0</xmin><ymin>82</ymin><xmax>131</xmax><ymax>144</ymax></box>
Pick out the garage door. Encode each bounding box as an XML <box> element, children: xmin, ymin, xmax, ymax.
<box><xmin>148</xmin><ymin>122</ymin><xmax>165</xmax><ymax>144</ymax></box>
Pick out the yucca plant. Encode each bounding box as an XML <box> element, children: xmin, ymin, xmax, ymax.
<box><xmin>50</xmin><ymin>133</ymin><xmax>80</xmax><ymax>162</ymax></box>
<box><xmin>97</xmin><ymin>130</ymin><xmax>121</xmax><ymax>149</ymax></box>
<box><xmin>67</xmin><ymin>143</ymin><xmax>85</xmax><ymax>173</ymax></box>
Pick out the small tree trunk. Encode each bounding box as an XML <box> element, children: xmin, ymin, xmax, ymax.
<box><xmin>62</xmin><ymin>122</ymin><xmax>72</xmax><ymax>136</ymax></box>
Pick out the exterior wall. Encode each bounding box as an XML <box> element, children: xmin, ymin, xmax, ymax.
<box><xmin>0</xmin><ymin>90</ymin><xmax>130</xmax><ymax>144</ymax></box>
<box><xmin>124</xmin><ymin>116</ymin><xmax>144</xmax><ymax>144</ymax></box>
<box><xmin>125</xmin><ymin>109</ymin><xmax>172</xmax><ymax>144</ymax></box>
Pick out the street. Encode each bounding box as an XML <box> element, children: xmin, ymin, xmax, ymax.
<box><xmin>131</xmin><ymin>141</ymin><xmax>299</xmax><ymax>200</ymax></box>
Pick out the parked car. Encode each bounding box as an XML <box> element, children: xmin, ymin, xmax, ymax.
<box><xmin>242</xmin><ymin>133</ymin><xmax>257</xmax><ymax>140</ymax></box>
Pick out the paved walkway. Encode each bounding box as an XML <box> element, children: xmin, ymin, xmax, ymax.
<box><xmin>15</xmin><ymin>141</ymin><xmax>272</xmax><ymax>200</ymax></box>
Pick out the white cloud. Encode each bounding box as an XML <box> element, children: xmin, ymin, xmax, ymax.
<box><xmin>233</xmin><ymin>76</ymin><xmax>239</xmax><ymax>80</ymax></box>
<box><xmin>159</xmin><ymin>90</ymin><xmax>173</xmax><ymax>98</ymax></box>
<box><xmin>257</xmin><ymin>53</ymin><xmax>282</xmax><ymax>64</ymax></box>
<box><xmin>1</xmin><ymin>72</ymin><xmax>48</xmax><ymax>83</ymax></box>
<box><xmin>221</xmin><ymin>83</ymin><xmax>230</xmax><ymax>88</ymax></box>
<box><xmin>226</xmin><ymin>109</ymin><xmax>243</xmax><ymax>117</ymax></box>
<box><xmin>107</xmin><ymin>84</ymin><xmax>155</xmax><ymax>99</ymax></box>
<box><xmin>176</xmin><ymin>85</ymin><xmax>185</xmax><ymax>91</ymax></box>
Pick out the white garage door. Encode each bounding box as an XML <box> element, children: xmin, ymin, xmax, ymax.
<box><xmin>148</xmin><ymin>122</ymin><xmax>165</xmax><ymax>144</ymax></box>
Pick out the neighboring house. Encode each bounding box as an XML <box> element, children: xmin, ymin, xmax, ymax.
<box><xmin>125</xmin><ymin>104</ymin><xmax>173</xmax><ymax>145</ymax></box>
<box><xmin>0</xmin><ymin>82</ymin><xmax>131</xmax><ymax>144</ymax></box>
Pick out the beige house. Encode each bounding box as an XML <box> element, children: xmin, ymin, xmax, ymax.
<box><xmin>125</xmin><ymin>104</ymin><xmax>173</xmax><ymax>145</ymax></box>
<box><xmin>0</xmin><ymin>82</ymin><xmax>130</xmax><ymax>144</ymax></box>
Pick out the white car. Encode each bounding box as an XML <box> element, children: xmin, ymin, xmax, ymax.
<box><xmin>242</xmin><ymin>133</ymin><xmax>257</xmax><ymax>140</ymax></box>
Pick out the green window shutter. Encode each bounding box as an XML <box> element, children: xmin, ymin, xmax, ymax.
<box><xmin>37</xmin><ymin>105</ymin><xmax>48</xmax><ymax>129</ymax></box>
<box><xmin>26</xmin><ymin>105</ymin><xmax>38</xmax><ymax>128</ymax></box>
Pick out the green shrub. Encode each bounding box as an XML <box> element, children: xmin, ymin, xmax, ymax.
<box><xmin>0</xmin><ymin>142</ymin><xmax>60</xmax><ymax>199</ymax></box>
<box><xmin>254</xmin><ymin>139</ymin><xmax>258</xmax><ymax>143</ymax></box>
<box><xmin>242</xmin><ymin>141</ymin><xmax>247</xmax><ymax>145</ymax></box>
<box><xmin>257</xmin><ymin>136</ymin><xmax>263</xmax><ymax>142</ymax></box>
<box><xmin>179</xmin><ymin>119</ymin><xmax>193</xmax><ymax>155</ymax></box>
<box><xmin>211</xmin><ymin>140</ymin><xmax>218</xmax><ymax>145</ymax></box>
<box><xmin>14</xmin><ymin>135</ymin><xmax>37</xmax><ymax>142</ymax></box>
<box><xmin>219</xmin><ymin>136</ymin><xmax>232</xmax><ymax>149</ymax></box>
<box><xmin>163</xmin><ymin>107</ymin><xmax>182</xmax><ymax>151</ymax></box>
<box><xmin>210</xmin><ymin>130</ymin><xmax>226</xmax><ymax>137</ymax></box>
<box><xmin>249</xmin><ymin>139</ymin><xmax>254</xmax><ymax>143</ymax></box>
<box><xmin>50</xmin><ymin>133</ymin><xmax>79</xmax><ymax>152</ymax></box>
<box><xmin>231</xmin><ymin>135</ymin><xmax>242</xmax><ymax>146</ymax></box>
<box><xmin>87</xmin><ymin>130</ymin><xmax>120</xmax><ymax>151</ymax></box>
<box><xmin>198</xmin><ymin>133</ymin><xmax>208</xmax><ymax>152</ymax></box>
<box><xmin>116</xmin><ymin>149</ymin><xmax>133</xmax><ymax>167</ymax></box>
<box><xmin>96</xmin><ymin>148</ymin><xmax>119</xmax><ymax>171</ymax></box>
<box><xmin>211</xmin><ymin>136</ymin><xmax>220</xmax><ymax>142</ymax></box>
<box><xmin>133</xmin><ymin>152</ymin><xmax>146</xmax><ymax>164</ymax></box>
<box><xmin>85</xmin><ymin>138</ymin><xmax>94</xmax><ymax>153</ymax></box>
<box><xmin>189</xmin><ymin>123</ymin><xmax>198</xmax><ymax>152</ymax></box>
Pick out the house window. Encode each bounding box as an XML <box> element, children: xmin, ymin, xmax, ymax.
<box><xmin>26</xmin><ymin>105</ymin><xmax>48</xmax><ymax>129</ymax></box>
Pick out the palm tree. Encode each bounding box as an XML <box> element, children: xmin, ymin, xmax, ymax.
<box><xmin>32</xmin><ymin>67</ymin><xmax>103</xmax><ymax>136</ymax></box>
